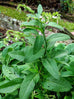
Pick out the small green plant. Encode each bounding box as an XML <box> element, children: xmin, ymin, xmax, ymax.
<box><xmin>17</xmin><ymin>4</ymin><xmax>34</xmax><ymax>14</ymax></box>
<box><xmin>0</xmin><ymin>4</ymin><xmax>74</xmax><ymax>99</ymax></box>
<box><xmin>42</xmin><ymin>11</ymin><xmax>61</xmax><ymax>24</ymax></box>
<box><xmin>3</xmin><ymin>30</ymin><xmax>26</xmax><ymax>45</ymax></box>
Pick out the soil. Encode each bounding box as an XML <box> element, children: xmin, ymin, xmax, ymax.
<box><xmin>0</xmin><ymin>27</ymin><xmax>6</xmax><ymax>39</ymax></box>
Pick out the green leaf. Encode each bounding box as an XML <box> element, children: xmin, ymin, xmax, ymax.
<box><xmin>0</xmin><ymin>41</ymin><xmax>5</xmax><ymax>49</ymax></box>
<box><xmin>2</xmin><ymin>42</ymin><xmax>23</xmax><ymax>57</ymax></box>
<box><xmin>21</xmin><ymin>20</ymin><xmax>41</xmax><ymax>27</ymax></box>
<box><xmin>64</xmin><ymin>96</ymin><xmax>72</xmax><ymax>99</ymax></box>
<box><xmin>27</xmin><ymin>48</ymin><xmax>45</xmax><ymax>62</ymax></box>
<box><xmin>0</xmin><ymin>80</ymin><xmax>9</xmax><ymax>86</ymax></box>
<box><xmin>25</xmin><ymin>5</ymin><xmax>34</xmax><ymax>13</ymax></box>
<box><xmin>27</xmin><ymin>14</ymin><xmax>36</xmax><ymax>19</ymax></box>
<box><xmin>70</xmin><ymin>55</ymin><xmax>74</xmax><ymax>62</ymax></box>
<box><xmin>13</xmin><ymin>63</ymin><xmax>31</xmax><ymax>72</ymax></box>
<box><xmin>47</xmin><ymin>22</ymin><xmax>64</xmax><ymax>31</ymax></box>
<box><xmin>21</xmin><ymin>46</ymin><xmax>45</xmax><ymax>63</ymax></box>
<box><xmin>65</xmin><ymin>43</ymin><xmax>74</xmax><ymax>54</ymax></box>
<box><xmin>54</xmin><ymin>50</ymin><xmax>68</xmax><ymax>58</ymax></box>
<box><xmin>47</xmin><ymin>33</ymin><xmax>70</xmax><ymax>49</ymax></box>
<box><xmin>8</xmin><ymin>50</ymin><xmax>25</xmax><ymax>62</ymax></box>
<box><xmin>2</xmin><ymin>65</ymin><xmax>19</xmax><ymax>80</ymax></box>
<box><xmin>19</xmin><ymin>73</ymin><xmax>39</xmax><ymax>99</ymax></box>
<box><xmin>0</xmin><ymin>95</ymin><xmax>2</xmax><ymax>99</ymax></box>
<box><xmin>70</xmin><ymin>61</ymin><xmax>74</xmax><ymax>74</ymax></box>
<box><xmin>0</xmin><ymin>78</ymin><xmax>22</xmax><ymax>93</ymax></box>
<box><xmin>37</xmin><ymin>4</ymin><xmax>43</xmax><ymax>15</ymax></box>
<box><xmin>72</xmin><ymin>91</ymin><xmax>74</xmax><ymax>99</ymax></box>
<box><xmin>21</xmin><ymin>20</ymin><xmax>43</xmax><ymax>32</ymax></box>
<box><xmin>43</xmin><ymin>77</ymin><xmax>72</xmax><ymax>92</ymax></box>
<box><xmin>9</xmin><ymin>42</ymin><xmax>23</xmax><ymax>48</ymax></box>
<box><xmin>33</xmin><ymin>35</ymin><xmax>44</xmax><ymax>54</ymax></box>
<box><xmin>22</xmin><ymin>28</ymin><xmax>38</xmax><ymax>35</ymax></box>
<box><xmin>42</xmin><ymin>58</ymin><xmax>60</xmax><ymax>79</ymax></box>
<box><xmin>61</xmin><ymin>71</ymin><xmax>74</xmax><ymax>77</ymax></box>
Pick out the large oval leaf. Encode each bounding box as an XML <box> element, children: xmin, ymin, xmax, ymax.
<box><xmin>0</xmin><ymin>41</ymin><xmax>5</xmax><ymax>49</ymax></box>
<box><xmin>0</xmin><ymin>78</ymin><xmax>22</xmax><ymax>93</ymax></box>
<box><xmin>42</xmin><ymin>58</ymin><xmax>60</xmax><ymax>79</ymax></box>
<box><xmin>43</xmin><ymin>77</ymin><xmax>72</xmax><ymax>92</ymax></box>
<box><xmin>65</xmin><ymin>43</ymin><xmax>74</xmax><ymax>54</ymax></box>
<box><xmin>2</xmin><ymin>65</ymin><xmax>19</xmax><ymax>80</ymax></box>
<box><xmin>22</xmin><ymin>28</ymin><xmax>38</xmax><ymax>35</ymax></box>
<box><xmin>19</xmin><ymin>73</ymin><xmax>39</xmax><ymax>99</ymax></box>
<box><xmin>46</xmin><ymin>33</ymin><xmax>70</xmax><ymax>49</ymax></box>
<box><xmin>8</xmin><ymin>50</ymin><xmax>25</xmax><ymax>62</ymax></box>
<box><xmin>33</xmin><ymin>35</ymin><xmax>44</xmax><ymax>54</ymax></box>
<box><xmin>47</xmin><ymin>22</ymin><xmax>64</xmax><ymax>31</ymax></box>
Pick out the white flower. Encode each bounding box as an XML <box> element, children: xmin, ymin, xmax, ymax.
<box><xmin>15</xmin><ymin>37</ymin><xmax>18</xmax><ymax>40</ymax></box>
<box><xmin>52</xmin><ymin>16</ymin><xmax>57</xmax><ymax>19</ymax></box>
<box><xmin>39</xmin><ymin>16</ymin><xmax>42</xmax><ymax>18</ymax></box>
<box><xmin>6</xmin><ymin>44</ymin><xmax>9</xmax><ymax>46</ymax></box>
<box><xmin>6</xmin><ymin>36</ymin><xmax>8</xmax><ymax>38</ymax></box>
<box><xmin>39</xmin><ymin>32</ymin><xmax>42</xmax><ymax>35</ymax></box>
<box><xmin>13</xmin><ymin>19</ymin><xmax>17</xmax><ymax>22</ymax></box>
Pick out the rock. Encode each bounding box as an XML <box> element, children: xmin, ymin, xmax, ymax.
<box><xmin>0</xmin><ymin>13</ymin><xmax>22</xmax><ymax>31</ymax></box>
<box><xmin>71</xmin><ymin>32</ymin><xmax>74</xmax><ymax>35</ymax></box>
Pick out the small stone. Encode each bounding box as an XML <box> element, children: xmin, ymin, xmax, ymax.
<box><xmin>71</xmin><ymin>32</ymin><xmax>74</xmax><ymax>35</ymax></box>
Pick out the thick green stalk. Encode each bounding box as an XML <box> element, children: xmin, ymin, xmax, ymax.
<box><xmin>42</xmin><ymin>29</ymin><xmax>47</xmax><ymax>55</ymax></box>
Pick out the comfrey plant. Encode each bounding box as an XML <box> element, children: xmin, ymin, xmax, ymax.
<box><xmin>0</xmin><ymin>4</ymin><xmax>74</xmax><ymax>99</ymax></box>
<box><xmin>42</xmin><ymin>11</ymin><xmax>61</xmax><ymax>24</ymax></box>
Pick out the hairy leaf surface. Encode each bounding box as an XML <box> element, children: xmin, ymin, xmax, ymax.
<box><xmin>0</xmin><ymin>78</ymin><xmax>22</xmax><ymax>93</ymax></box>
<box><xmin>42</xmin><ymin>58</ymin><xmax>60</xmax><ymax>79</ymax></box>
<box><xmin>19</xmin><ymin>73</ymin><xmax>39</xmax><ymax>99</ymax></box>
<box><xmin>43</xmin><ymin>77</ymin><xmax>72</xmax><ymax>92</ymax></box>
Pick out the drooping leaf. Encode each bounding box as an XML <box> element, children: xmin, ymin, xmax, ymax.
<box><xmin>21</xmin><ymin>46</ymin><xmax>45</xmax><ymax>62</ymax></box>
<box><xmin>13</xmin><ymin>63</ymin><xmax>31</xmax><ymax>72</ymax></box>
<box><xmin>8</xmin><ymin>50</ymin><xmax>25</xmax><ymax>62</ymax></box>
<box><xmin>27</xmin><ymin>14</ymin><xmax>37</xmax><ymax>19</ymax></box>
<box><xmin>0</xmin><ymin>41</ymin><xmax>5</xmax><ymax>49</ymax></box>
<box><xmin>21</xmin><ymin>20</ymin><xmax>43</xmax><ymax>32</ymax></box>
<box><xmin>61</xmin><ymin>71</ymin><xmax>74</xmax><ymax>77</ymax></box>
<box><xmin>70</xmin><ymin>55</ymin><xmax>74</xmax><ymax>62</ymax></box>
<box><xmin>42</xmin><ymin>58</ymin><xmax>60</xmax><ymax>79</ymax></box>
<box><xmin>47</xmin><ymin>33</ymin><xmax>70</xmax><ymax>49</ymax></box>
<box><xmin>27</xmin><ymin>48</ymin><xmax>45</xmax><ymax>62</ymax></box>
<box><xmin>21</xmin><ymin>20</ymin><xmax>41</xmax><ymax>28</ymax></box>
<box><xmin>47</xmin><ymin>22</ymin><xmax>64</xmax><ymax>31</ymax></box>
<box><xmin>2</xmin><ymin>42</ymin><xmax>23</xmax><ymax>57</ymax></box>
<box><xmin>54</xmin><ymin>50</ymin><xmax>68</xmax><ymax>58</ymax></box>
<box><xmin>65</xmin><ymin>43</ymin><xmax>74</xmax><ymax>54</ymax></box>
<box><xmin>22</xmin><ymin>28</ymin><xmax>38</xmax><ymax>35</ymax></box>
<box><xmin>33</xmin><ymin>35</ymin><xmax>44</xmax><ymax>54</ymax></box>
<box><xmin>0</xmin><ymin>78</ymin><xmax>22</xmax><ymax>93</ymax></box>
<box><xmin>43</xmin><ymin>77</ymin><xmax>72</xmax><ymax>92</ymax></box>
<box><xmin>37</xmin><ymin>4</ymin><xmax>43</xmax><ymax>15</ymax></box>
<box><xmin>19</xmin><ymin>73</ymin><xmax>39</xmax><ymax>99</ymax></box>
<box><xmin>2</xmin><ymin>65</ymin><xmax>19</xmax><ymax>80</ymax></box>
<box><xmin>69</xmin><ymin>61</ymin><xmax>74</xmax><ymax>74</ymax></box>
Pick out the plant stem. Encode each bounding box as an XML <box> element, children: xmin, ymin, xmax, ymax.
<box><xmin>57</xmin><ymin>92</ymin><xmax>60</xmax><ymax>99</ymax></box>
<box><xmin>43</xmin><ymin>30</ymin><xmax>47</xmax><ymax>55</ymax></box>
